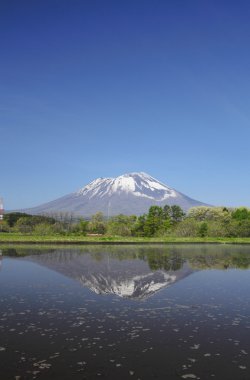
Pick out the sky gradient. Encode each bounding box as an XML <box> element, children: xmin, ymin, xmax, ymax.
<box><xmin>1</xmin><ymin>0</ymin><xmax>250</xmax><ymax>209</ymax></box>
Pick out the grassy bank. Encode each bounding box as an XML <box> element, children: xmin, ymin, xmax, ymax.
<box><xmin>1</xmin><ymin>233</ymin><xmax>250</xmax><ymax>245</ymax></box>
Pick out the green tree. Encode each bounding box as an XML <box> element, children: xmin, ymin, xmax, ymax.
<box><xmin>232</xmin><ymin>207</ymin><xmax>250</xmax><ymax>221</ymax></box>
<box><xmin>132</xmin><ymin>215</ymin><xmax>147</xmax><ymax>236</ymax></box>
<box><xmin>236</xmin><ymin>220</ymin><xmax>250</xmax><ymax>237</ymax></box>
<box><xmin>107</xmin><ymin>214</ymin><xmax>135</xmax><ymax>236</ymax></box>
<box><xmin>0</xmin><ymin>220</ymin><xmax>10</xmax><ymax>232</ymax></box>
<box><xmin>15</xmin><ymin>217</ymin><xmax>33</xmax><ymax>233</ymax></box>
<box><xmin>144</xmin><ymin>206</ymin><xmax>163</xmax><ymax>237</ymax></box>
<box><xmin>33</xmin><ymin>223</ymin><xmax>54</xmax><ymax>236</ymax></box>
<box><xmin>188</xmin><ymin>206</ymin><xmax>231</xmax><ymax>223</ymax></box>
<box><xmin>198</xmin><ymin>222</ymin><xmax>208</xmax><ymax>237</ymax></box>
<box><xmin>170</xmin><ymin>205</ymin><xmax>185</xmax><ymax>223</ymax></box>
<box><xmin>71</xmin><ymin>219</ymin><xmax>89</xmax><ymax>235</ymax></box>
<box><xmin>78</xmin><ymin>219</ymin><xmax>89</xmax><ymax>235</ymax></box>
<box><xmin>163</xmin><ymin>205</ymin><xmax>171</xmax><ymax>219</ymax></box>
<box><xmin>4</xmin><ymin>212</ymin><xmax>33</xmax><ymax>227</ymax></box>
<box><xmin>88</xmin><ymin>212</ymin><xmax>106</xmax><ymax>234</ymax></box>
<box><xmin>174</xmin><ymin>218</ymin><xmax>199</xmax><ymax>237</ymax></box>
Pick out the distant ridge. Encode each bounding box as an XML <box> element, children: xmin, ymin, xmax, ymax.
<box><xmin>24</xmin><ymin>172</ymin><xmax>210</xmax><ymax>217</ymax></box>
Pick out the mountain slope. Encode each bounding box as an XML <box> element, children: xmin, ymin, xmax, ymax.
<box><xmin>24</xmin><ymin>172</ymin><xmax>210</xmax><ymax>217</ymax></box>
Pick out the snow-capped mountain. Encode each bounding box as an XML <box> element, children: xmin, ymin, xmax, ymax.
<box><xmin>77</xmin><ymin>172</ymin><xmax>177</xmax><ymax>201</ymax></box>
<box><xmin>24</xmin><ymin>172</ymin><xmax>209</xmax><ymax>216</ymax></box>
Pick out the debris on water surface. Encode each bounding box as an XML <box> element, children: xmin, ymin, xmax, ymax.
<box><xmin>190</xmin><ymin>344</ymin><xmax>200</xmax><ymax>350</ymax></box>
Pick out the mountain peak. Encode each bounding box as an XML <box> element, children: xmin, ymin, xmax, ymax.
<box><xmin>77</xmin><ymin>172</ymin><xmax>177</xmax><ymax>201</ymax></box>
<box><xmin>120</xmin><ymin>171</ymin><xmax>149</xmax><ymax>177</ymax></box>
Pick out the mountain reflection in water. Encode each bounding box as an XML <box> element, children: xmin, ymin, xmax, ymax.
<box><xmin>2</xmin><ymin>244</ymin><xmax>250</xmax><ymax>300</ymax></box>
<box><xmin>26</xmin><ymin>251</ymin><xmax>192</xmax><ymax>300</ymax></box>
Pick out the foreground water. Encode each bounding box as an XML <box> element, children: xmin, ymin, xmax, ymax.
<box><xmin>1</xmin><ymin>244</ymin><xmax>250</xmax><ymax>379</ymax></box>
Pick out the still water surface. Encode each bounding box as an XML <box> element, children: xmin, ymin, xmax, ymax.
<box><xmin>1</xmin><ymin>244</ymin><xmax>250</xmax><ymax>379</ymax></box>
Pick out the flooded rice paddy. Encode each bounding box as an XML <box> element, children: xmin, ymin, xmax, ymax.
<box><xmin>1</xmin><ymin>244</ymin><xmax>250</xmax><ymax>379</ymax></box>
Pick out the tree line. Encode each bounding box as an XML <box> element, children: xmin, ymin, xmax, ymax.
<box><xmin>1</xmin><ymin>205</ymin><xmax>250</xmax><ymax>238</ymax></box>
<box><xmin>3</xmin><ymin>245</ymin><xmax>250</xmax><ymax>270</ymax></box>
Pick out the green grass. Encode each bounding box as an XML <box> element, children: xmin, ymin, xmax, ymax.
<box><xmin>1</xmin><ymin>232</ymin><xmax>250</xmax><ymax>245</ymax></box>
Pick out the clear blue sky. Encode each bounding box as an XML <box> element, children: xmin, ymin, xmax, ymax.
<box><xmin>1</xmin><ymin>0</ymin><xmax>250</xmax><ymax>209</ymax></box>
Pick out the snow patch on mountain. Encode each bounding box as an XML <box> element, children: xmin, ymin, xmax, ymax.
<box><xmin>79</xmin><ymin>272</ymin><xmax>177</xmax><ymax>299</ymax></box>
<box><xmin>76</xmin><ymin>172</ymin><xmax>177</xmax><ymax>201</ymax></box>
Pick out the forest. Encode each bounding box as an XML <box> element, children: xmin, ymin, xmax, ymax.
<box><xmin>1</xmin><ymin>205</ymin><xmax>250</xmax><ymax>238</ymax></box>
